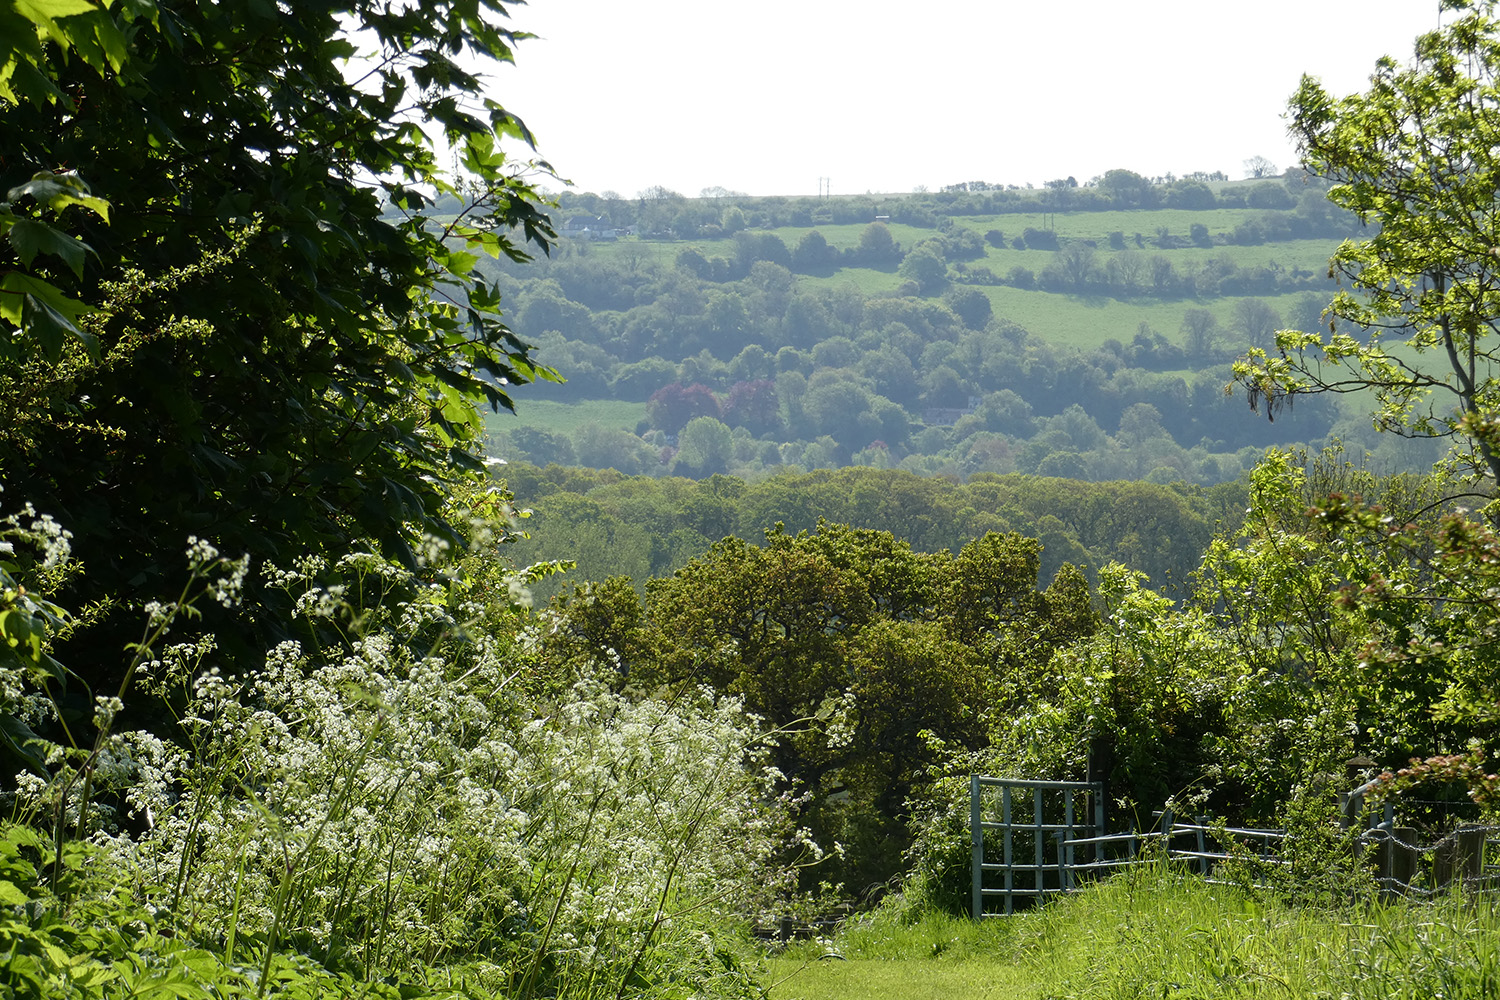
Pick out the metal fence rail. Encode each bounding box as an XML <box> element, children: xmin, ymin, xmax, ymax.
<box><xmin>970</xmin><ymin>775</ymin><xmax>1499</xmax><ymax>919</ymax></box>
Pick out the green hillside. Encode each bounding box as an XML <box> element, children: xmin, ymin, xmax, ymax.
<box><xmin>478</xmin><ymin>174</ymin><xmax>1426</xmax><ymax>497</ymax></box>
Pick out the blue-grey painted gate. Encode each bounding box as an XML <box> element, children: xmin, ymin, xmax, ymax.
<box><xmin>970</xmin><ymin>776</ymin><xmax>1104</xmax><ymax>918</ymax></box>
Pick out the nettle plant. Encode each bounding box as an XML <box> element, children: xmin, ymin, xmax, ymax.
<box><xmin>3</xmin><ymin>497</ymin><xmax>798</xmax><ymax>997</ymax></box>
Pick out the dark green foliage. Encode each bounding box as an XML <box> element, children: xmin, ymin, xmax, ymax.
<box><xmin>1247</xmin><ymin>182</ymin><xmax>1295</xmax><ymax>210</ymax></box>
<box><xmin>647</xmin><ymin>382</ymin><xmax>722</xmax><ymax>434</ymax></box>
<box><xmin>791</xmin><ymin>230</ymin><xmax>839</xmax><ymax>274</ymax></box>
<box><xmin>897</xmin><ymin>244</ymin><xmax>948</xmax><ymax>292</ymax></box>
<box><xmin>1</xmin><ymin>0</ymin><xmax>555</xmax><ymax>694</ymax></box>
<box><xmin>507</xmin><ymin>464</ymin><xmax>1235</xmax><ymax>609</ymax></box>
<box><xmin>943</xmin><ymin>287</ymin><xmax>993</xmax><ymax>330</ymax></box>
<box><xmin>1166</xmin><ymin>179</ymin><xmax>1218</xmax><ymax>210</ymax></box>
<box><xmin>1020</xmin><ymin>227</ymin><xmax>1059</xmax><ymax>250</ymax></box>
<box><xmin>541</xmin><ymin>521</ymin><xmax>1098</xmax><ymax>896</ymax></box>
<box><xmin>490</xmin><ymin>241</ymin><xmax>1343</xmax><ymax>481</ymax></box>
<box><xmin>1098</xmin><ymin>169</ymin><xmax>1161</xmax><ymax>209</ymax></box>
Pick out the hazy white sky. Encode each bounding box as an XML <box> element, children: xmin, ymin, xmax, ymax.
<box><xmin>492</xmin><ymin>0</ymin><xmax>1448</xmax><ymax>198</ymax></box>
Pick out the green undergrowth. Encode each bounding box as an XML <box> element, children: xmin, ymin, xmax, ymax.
<box><xmin>16</xmin><ymin>826</ymin><xmax>1498</xmax><ymax>1000</ymax></box>
<box><xmin>766</xmin><ymin>866</ymin><xmax>1500</xmax><ymax>1000</ymax></box>
<box><xmin>0</xmin><ymin>825</ymin><xmax>436</xmax><ymax>999</ymax></box>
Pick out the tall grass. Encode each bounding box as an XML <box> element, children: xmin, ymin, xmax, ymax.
<box><xmin>769</xmin><ymin>865</ymin><xmax>1500</xmax><ymax>1000</ymax></box>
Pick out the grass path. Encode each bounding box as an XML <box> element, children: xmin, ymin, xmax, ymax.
<box><xmin>765</xmin><ymin>957</ymin><xmax>1035</xmax><ymax>1000</ymax></box>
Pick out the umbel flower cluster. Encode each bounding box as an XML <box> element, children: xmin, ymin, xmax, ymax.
<box><xmin>1</xmin><ymin>505</ymin><xmax>804</xmax><ymax>995</ymax></box>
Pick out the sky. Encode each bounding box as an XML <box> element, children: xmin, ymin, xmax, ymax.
<box><xmin>488</xmin><ymin>0</ymin><xmax>1450</xmax><ymax>199</ymax></box>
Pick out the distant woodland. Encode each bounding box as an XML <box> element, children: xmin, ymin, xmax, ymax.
<box><xmin>502</xmin><ymin>462</ymin><xmax>1249</xmax><ymax>604</ymax></box>
<box><xmin>469</xmin><ymin>169</ymin><xmax>1443</xmax><ymax>491</ymax></box>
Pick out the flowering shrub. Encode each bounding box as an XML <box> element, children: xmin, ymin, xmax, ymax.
<box><xmin>132</xmin><ymin>605</ymin><xmax>794</xmax><ymax>987</ymax></box>
<box><xmin>2</xmin><ymin>497</ymin><xmax>800</xmax><ymax>998</ymax></box>
<box><xmin>0</xmin><ymin>497</ymin><xmax>77</xmax><ymax>775</ymax></box>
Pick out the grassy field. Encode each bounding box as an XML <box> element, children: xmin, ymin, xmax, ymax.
<box><xmin>973</xmin><ymin>287</ymin><xmax>1319</xmax><ymax>350</ymax></box>
<box><xmin>763</xmin><ymin>869</ymin><xmax>1500</xmax><ymax>1000</ymax></box>
<box><xmin>570</xmin><ymin>215</ymin><xmax>1337</xmax><ymax>279</ymax></box>
<box><xmin>767</xmin><ymin>958</ymin><xmax>1030</xmax><ymax>1000</ymax></box>
<box><xmin>487</xmin><ymin>398</ymin><xmax>646</xmax><ymax>435</ymax></box>
<box><xmin>959</xmin><ymin>207</ymin><xmax>1304</xmax><ymax>242</ymax></box>
<box><xmin>765</xmin><ymin>222</ymin><xmax>935</xmax><ymax>251</ymax></box>
<box><xmin>790</xmin><ymin>272</ymin><xmax>1322</xmax><ymax>351</ymax></box>
<box><xmin>795</xmin><ymin>267</ymin><xmax>904</xmax><ymax>297</ymax></box>
<box><xmin>572</xmin><ymin>238</ymin><xmax>686</xmax><ymax>270</ymax></box>
<box><xmin>970</xmin><ymin>237</ymin><xmax>1336</xmax><ymax>275</ymax></box>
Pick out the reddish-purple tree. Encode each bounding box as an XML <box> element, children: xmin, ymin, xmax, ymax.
<box><xmin>721</xmin><ymin>380</ymin><xmax>783</xmax><ymax>436</ymax></box>
<box><xmin>647</xmin><ymin>383</ymin><xmax>721</xmax><ymax>436</ymax></box>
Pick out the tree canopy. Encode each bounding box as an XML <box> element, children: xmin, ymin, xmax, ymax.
<box><xmin>542</xmin><ymin>521</ymin><xmax>1099</xmax><ymax>894</ymax></box>
<box><xmin>1</xmin><ymin>0</ymin><xmax>556</xmax><ymax>681</ymax></box>
<box><xmin>1238</xmin><ymin>0</ymin><xmax>1500</xmax><ymax>483</ymax></box>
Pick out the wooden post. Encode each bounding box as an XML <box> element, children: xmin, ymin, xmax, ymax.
<box><xmin>1433</xmin><ymin>825</ymin><xmax>1486</xmax><ymax>890</ymax></box>
<box><xmin>1378</xmin><ymin>827</ymin><xmax>1419</xmax><ymax>900</ymax></box>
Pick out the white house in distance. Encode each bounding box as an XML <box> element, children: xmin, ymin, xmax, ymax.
<box><xmin>561</xmin><ymin>215</ymin><xmax>623</xmax><ymax>240</ymax></box>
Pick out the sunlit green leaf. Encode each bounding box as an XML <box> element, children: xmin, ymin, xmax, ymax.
<box><xmin>6</xmin><ymin>171</ymin><xmax>110</xmax><ymax>220</ymax></box>
<box><xmin>14</xmin><ymin>0</ymin><xmax>99</xmax><ymax>20</ymax></box>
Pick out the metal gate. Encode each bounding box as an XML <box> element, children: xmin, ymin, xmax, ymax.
<box><xmin>970</xmin><ymin>776</ymin><xmax>1104</xmax><ymax>918</ymax></box>
<box><xmin>971</xmin><ymin>776</ymin><xmax>1500</xmax><ymax>917</ymax></box>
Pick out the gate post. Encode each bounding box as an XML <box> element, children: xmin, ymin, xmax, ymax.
<box><xmin>971</xmin><ymin>774</ymin><xmax>983</xmax><ymax>920</ymax></box>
